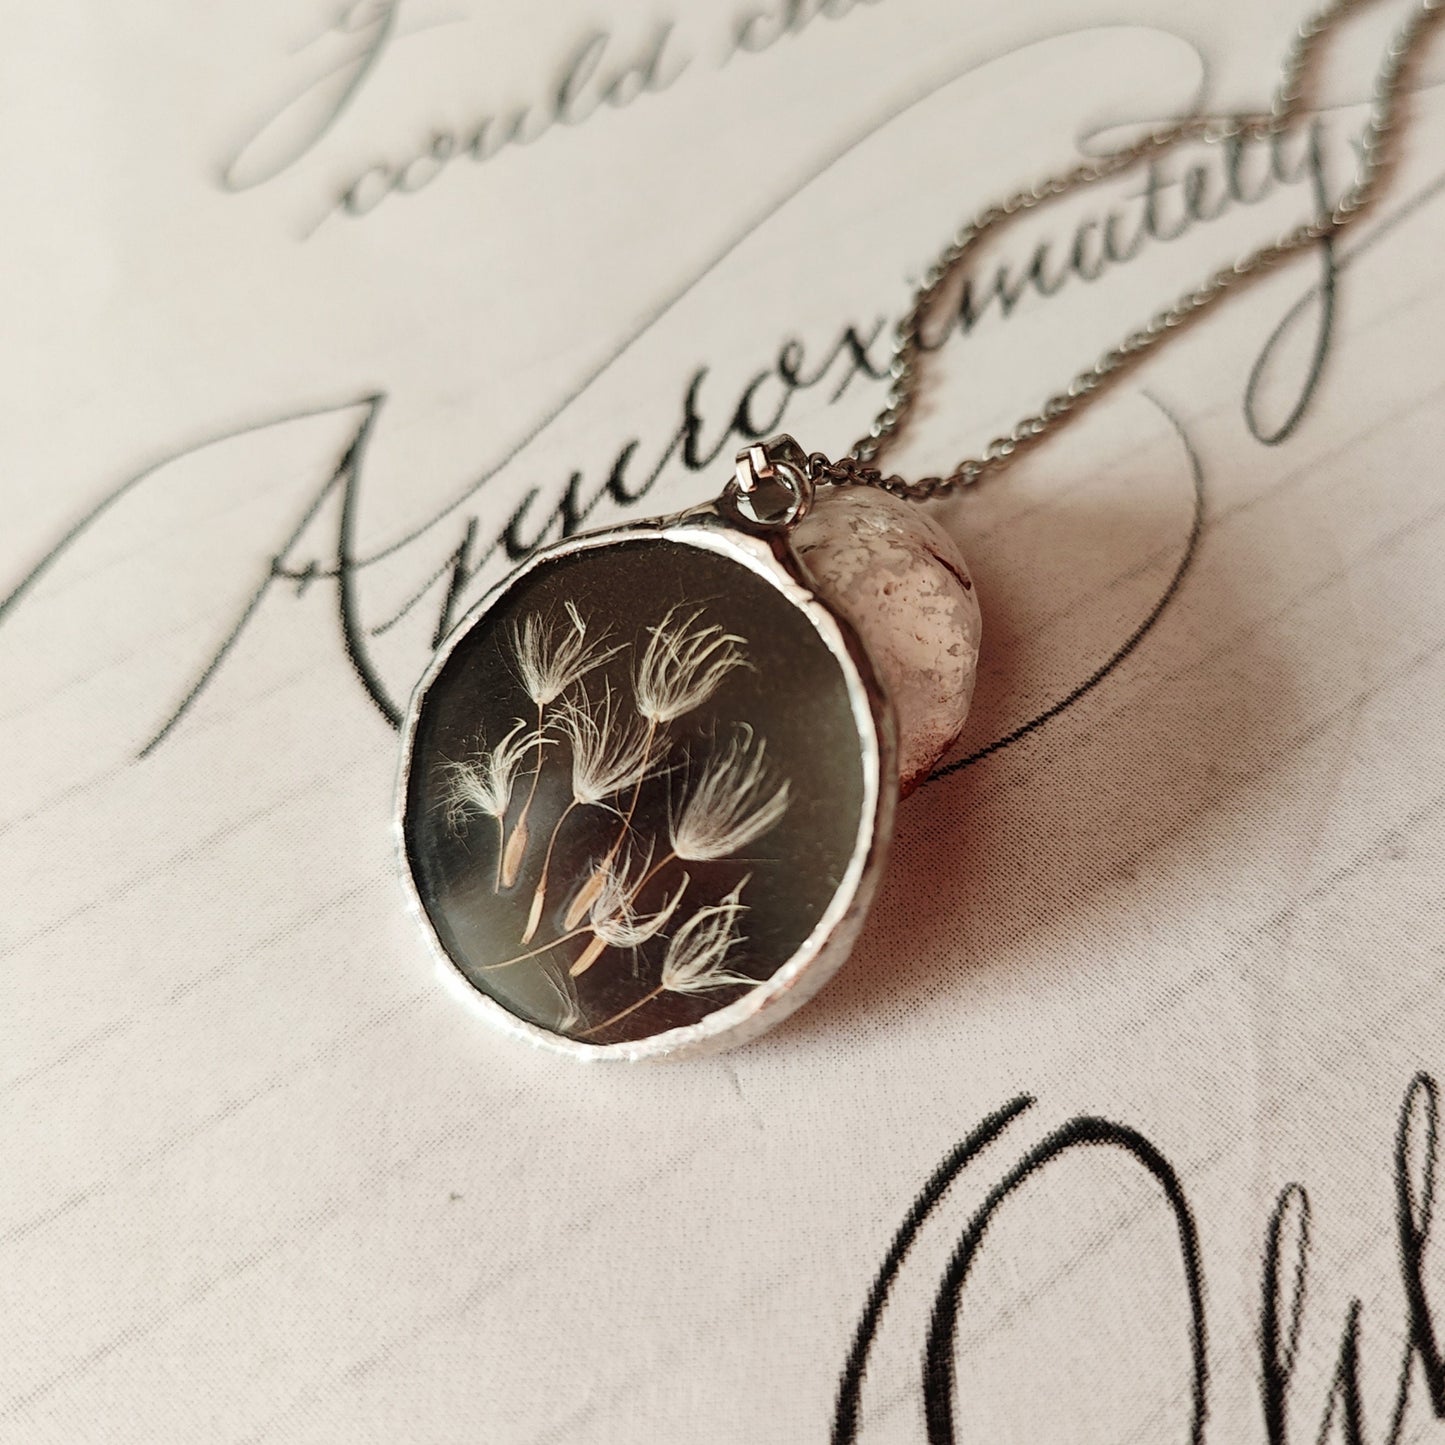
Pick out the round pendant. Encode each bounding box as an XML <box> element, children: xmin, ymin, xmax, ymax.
<box><xmin>396</xmin><ymin>499</ymin><xmax>897</xmax><ymax>1060</ymax></box>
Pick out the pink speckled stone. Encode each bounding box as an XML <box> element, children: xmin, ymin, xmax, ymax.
<box><xmin>793</xmin><ymin>488</ymin><xmax>981</xmax><ymax>795</ymax></box>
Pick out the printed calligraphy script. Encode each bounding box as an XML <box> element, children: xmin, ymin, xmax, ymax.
<box><xmin>3</xmin><ymin>2</ymin><xmax>1445</xmax><ymax>1440</ymax></box>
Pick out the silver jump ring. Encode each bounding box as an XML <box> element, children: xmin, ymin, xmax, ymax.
<box><xmin>723</xmin><ymin>439</ymin><xmax>816</xmax><ymax>532</ymax></box>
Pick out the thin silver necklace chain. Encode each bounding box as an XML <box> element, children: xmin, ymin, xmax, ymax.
<box><xmin>803</xmin><ymin>0</ymin><xmax>1444</xmax><ymax>501</ymax></box>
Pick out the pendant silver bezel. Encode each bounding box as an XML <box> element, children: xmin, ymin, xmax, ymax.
<box><xmin>394</xmin><ymin>503</ymin><xmax>897</xmax><ymax>1061</ymax></box>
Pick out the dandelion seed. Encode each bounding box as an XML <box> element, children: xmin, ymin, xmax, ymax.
<box><xmin>659</xmin><ymin>878</ymin><xmax>756</xmax><ymax>995</ymax></box>
<box><xmin>669</xmin><ymin>727</ymin><xmax>790</xmax><ymax>862</ymax></box>
<box><xmin>526</xmin><ymin>684</ymin><xmax>666</xmax><ymax>941</ymax></box>
<box><xmin>568</xmin><ymin>935</ymin><xmax>606</xmax><ymax>979</ymax></box>
<box><xmin>500</xmin><ymin>815</ymin><xmax>531</xmax><ymax>891</ymax></box>
<box><xmin>573</xmin><ymin>878</ymin><xmax>754</xmax><ymax>1040</ymax></box>
<box><xmin>440</xmin><ymin>720</ymin><xmax>533</xmax><ymax>831</ymax></box>
<box><xmin>570</xmin><ymin>847</ymin><xmax>688</xmax><ymax>976</ymax></box>
<box><xmin>565</xmin><ymin>604</ymin><xmax>742</xmax><ymax>927</ymax></box>
<box><xmin>506</xmin><ymin>602</ymin><xmax>622</xmax><ymax>891</ymax></box>
<box><xmin>590</xmin><ymin>849</ymin><xmax>688</xmax><ymax>949</ymax></box>
<box><xmin>521</xmin><ymin>878</ymin><xmax>550</xmax><ymax>946</ymax></box>
<box><xmin>556</xmin><ymin>683</ymin><xmax>660</xmax><ymax>807</ymax></box>
<box><xmin>634</xmin><ymin>605</ymin><xmax>748</xmax><ymax>724</ymax></box>
<box><xmin>512</xmin><ymin>601</ymin><xmax>622</xmax><ymax>707</ymax></box>
<box><xmin>563</xmin><ymin>866</ymin><xmax>609</xmax><ymax>933</ymax></box>
<box><xmin>441</xmin><ymin>720</ymin><xmax>543</xmax><ymax>890</ymax></box>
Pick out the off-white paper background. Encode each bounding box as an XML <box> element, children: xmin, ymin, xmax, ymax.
<box><xmin>4</xmin><ymin>1</ymin><xmax>1445</xmax><ymax>1440</ymax></box>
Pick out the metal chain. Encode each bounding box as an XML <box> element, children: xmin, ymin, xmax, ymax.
<box><xmin>813</xmin><ymin>0</ymin><xmax>1443</xmax><ymax>501</ymax></box>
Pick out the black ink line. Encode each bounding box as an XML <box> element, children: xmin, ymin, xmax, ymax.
<box><xmin>1246</xmin><ymin>122</ymin><xmax>1336</xmax><ymax>446</ymax></box>
<box><xmin>135</xmin><ymin>396</ymin><xmax>385</xmax><ymax>754</ymax></box>
<box><xmin>920</xmin><ymin>1115</ymin><xmax>1209</xmax><ymax>1445</ymax></box>
<box><xmin>139</xmin><ymin>572</ymin><xmax>280</xmax><ymax>758</ymax></box>
<box><xmin>831</xmin><ymin>1095</ymin><xmax>1035</xmax><ymax>1445</ymax></box>
<box><xmin>921</xmin><ymin>389</ymin><xmax>1205</xmax><ymax>787</ymax></box>
<box><xmin>0</xmin><ymin>397</ymin><xmax>375</xmax><ymax>631</ymax></box>
<box><xmin>333</xmin><ymin>396</ymin><xmax>402</xmax><ymax>727</ymax></box>
<box><xmin>1258</xmin><ymin>1183</ymin><xmax>1312</xmax><ymax>1443</ymax></box>
<box><xmin>1391</xmin><ymin>1072</ymin><xmax>1445</xmax><ymax>1439</ymax></box>
<box><xmin>219</xmin><ymin>3</ymin><xmax>465</xmax><ymax>192</ymax></box>
<box><xmin>1258</xmin><ymin>1073</ymin><xmax>1445</xmax><ymax>1445</ymax></box>
<box><xmin>1247</xmin><ymin>164</ymin><xmax>1445</xmax><ymax>445</ymax></box>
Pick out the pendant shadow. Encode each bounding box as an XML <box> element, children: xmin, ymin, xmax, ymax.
<box><xmin>773</xmin><ymin>396</ymin><xmax>1306</xmax><ymax>1049</ymax></box>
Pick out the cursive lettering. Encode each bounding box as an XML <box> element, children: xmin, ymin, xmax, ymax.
<box><xmin>222</xmin><ymin>1</ymin><xmax>410</xmax><ymax>192</ymax></box>
<box><xmin>327</xmin><ymin>22</ymin><xmax>687</xmax><ymax>226</ymax></box>
<box><xmin>837</xmin><ymin>1072</ymin><xmax>1445</xmax><ymax>1445</ymax></box>
<box><xmin>731</xmin><ymin>0</ymin><xmax>884</xmax><ymax>57</ymax></box>
<box><xmin>8</xmin><ymin>56</ymin><xmax>1442</xmax><ymax>764</ymax></box>
<box><xmin>224</xmin><ymin>2</ymin><xmax>888</xmax><ymax>225</ymax></box>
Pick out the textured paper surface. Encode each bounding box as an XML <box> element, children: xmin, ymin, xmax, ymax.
<box><xmin>4</xmin><ymin>2</ymin><xmax>1445</xmax><ymax>1440</ymax></box>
